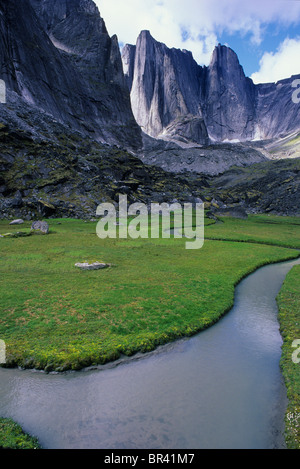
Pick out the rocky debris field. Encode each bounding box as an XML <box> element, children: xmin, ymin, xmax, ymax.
<box><xmin>0</xmin><ymin>122</ymin><xmax>299</xmax><ymax>221</ymax></box>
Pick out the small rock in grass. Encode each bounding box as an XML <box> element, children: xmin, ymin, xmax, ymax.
<box><xmin>9</xmin><ymin>219</ymin><xmax>24</xmax><ymax>225</ymax></box>
<box><xmin>75</xmin><ymin>262</ymin><xmax>109</xmax><ymax>271</ymax></box>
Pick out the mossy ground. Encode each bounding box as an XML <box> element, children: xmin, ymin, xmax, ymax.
<box><xmin>0</xmin><ymin>417</ymin><xmax>40</xmax><ymax>449</ymax></box>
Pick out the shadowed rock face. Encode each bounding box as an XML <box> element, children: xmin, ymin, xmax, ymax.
<box><xmin>254</xmin><ymin>79</ymin><xmax>300</xmax><ymax>140</ymax></box>
<box><xmin>0</xmin><ymin>0</ymin><xmax>142</xmax><ymax>149</ymax></box>
<box><xmin>203</xmin><ymin>44</ymin><xmax>256</xmax><ymax>142</ymax></box>
<box><xmin>122</xmin><ymin>32</ymin><xmax>300</xmax><ymax>144</ymax></box>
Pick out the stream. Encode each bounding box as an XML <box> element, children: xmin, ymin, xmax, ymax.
<box><xmin>0</xmin><ymin>256</ymin><xmax>299</xmax><ymax>449</ymax></box>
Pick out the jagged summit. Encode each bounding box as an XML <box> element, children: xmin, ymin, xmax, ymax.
<box><xmin>208</xmin><ymin>43</ymin><xmax>249</xmax><ymax>87</ymax></box>
<box><xmin>122</xmin><ymin>31</ymin><xmax>300</xmax><ymax>144</ymax></box>
<box><xmin>0</xmin><ymin>2</ymin><xmax>299</xmax><ymax>166</ymax></box>
<box><xmin>210</xmin><ymin>43</ymin><xmax>241</xmax><ymax>64</ymax></box>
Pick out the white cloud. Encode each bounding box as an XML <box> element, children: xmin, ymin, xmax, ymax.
<box><xmin>95</xmin><ymin>0</ymin><xmax>300</xmax><ymax>65</ymax></box>
<box><xmin>251</xmin><ymin>37</ymin><xmax>300</xmax><ymax>83</ymax></box>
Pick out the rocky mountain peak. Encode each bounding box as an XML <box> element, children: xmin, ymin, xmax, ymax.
<box><xmin>210</xmin><ymin>43</ymin><xmax>243</xmax><ymax>69</ymax></box>
<box><xmin>123</xmin><ymin>29</ymin><xmax>208</xmax><ymax>144</ymax></box>
<box><xmin>204</xmin><ymin>43</ymin><xmax>256</xmax><ymax>141</ymax></box>
<box><xmin>29</xmin><ymin>0</ymin><xmax>100</xmax><ymax>29</ymax></box>
<box><xmin>123</xmin><ymin>31</ymin><xmax>300</xmax><ymax>144</ymax></box>
<box><xmin>209</xmin><ymin>43</ymin><xmax>249</xmax><ymax>88</ymax></box>
<box><xmin>139</xmin><ymin>30</ymin><xmax>152</xmax><ymax>39</ymax></box>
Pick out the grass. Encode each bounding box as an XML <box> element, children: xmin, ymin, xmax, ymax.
<box><xmin>0</xmin><ymin>417</ymin><xmax>41</xmax><ymax>449</ymax></box>
<box><xmin>205</xmin><ymin>214</ymin><xmax>300</xmax><ymax>249</ymax></box>
<box><xmin>0</xmin><ymin>214</ymin><xmax>299</xmax><ymax>449</ymax></box>
<box><xmin>277</xmin><ymin>265</ymin><xmax>300</xmax><ymax>449</ymax></box>
<box><xmin>0</xmin><ymin>215</ymin><xmax>299</xmax><ymax>372</ymax></box>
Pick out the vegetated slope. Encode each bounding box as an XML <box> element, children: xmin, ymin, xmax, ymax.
<box><xmin>204</xmin><ymin>157</ymin><xmax>300</xmax><ymax>216</ymax></box>
<box><xmin>0</xmin><ymin>123</ymin><xmax>208</xmax><ymax>220</ymax></box>
<box><xmin>0</xmin><ymin>121</ymin><xmax>299</xmax><ymax>219</ymax></box>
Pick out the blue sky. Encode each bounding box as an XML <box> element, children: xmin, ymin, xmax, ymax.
<box><xmin>219</xmin><ymin>19</ymin><xmax>300</xmax><ymax>79</ymax></box>
<box><xmin>95</xmin><ymin>0</ymin><xmax>300</xmax><ymax>83</ymax></box>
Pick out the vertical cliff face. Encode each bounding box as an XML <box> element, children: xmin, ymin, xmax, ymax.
<box><xmin>123</xmin><ymin>32</ymin><xmax>300</xmax><ymax>144</ymax></box>
<box><xmin>0</xmin><ymin>0</ymin><xmax>142</xmax><ymax>149</ymax></box>
<box><xmin>203</xmin><ymin>44</ymin><xmax>256</xmax><ymax>141</ymax></box>
<box><xmin>122</xmin><ymin>31</ymin><xmax>209</xmax><ymax>144</ymax></box>
<box><xmin>122</xmin><ymin>43</ymin><xmax>136</xmax><ymax>91</ymax></box>
<box><xmin>30</xmin><ymin>0</ymin><xmax>126</xmax><ymax>88</ymax></box>
<box><xmin>254</xmin><ymin>78</ymin><xmax>300</xmax><ymax>140</ymax></box>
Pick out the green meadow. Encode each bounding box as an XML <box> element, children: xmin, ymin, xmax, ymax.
<box><xmin>0</xmin><ymin>214</ymin><xmax>299</xmax><ymax>372</ymax></box>
<box><xmin>0</xmin><ymin>213</ymin><xmax>299</xmax><ymax>449</ymax></box>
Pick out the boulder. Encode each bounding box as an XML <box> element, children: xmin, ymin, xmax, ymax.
<box><xmin>75</xmin><ymin>262</ymin><xmax>109</xmax><ymax>271</ymax></box>
<box><xmin>31</xmin><ymin>220</ymin><xmax>49</xmax><ymax>234</ymax></box>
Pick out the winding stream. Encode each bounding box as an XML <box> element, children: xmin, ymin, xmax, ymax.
<box><xmin>0</xmin><ymin>256</ymin><xmax>299</xmax><ymax>449</ymax></box>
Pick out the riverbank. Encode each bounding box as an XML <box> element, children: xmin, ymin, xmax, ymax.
<box><xmin>277</xmin><ymin>265</ymin><xmax>300</xmax><ymax>449</ymax></box>
<box><xmin>0</xmin><ymin>417</ymin><xmax>40</xmax><ymax>449</ymax></box>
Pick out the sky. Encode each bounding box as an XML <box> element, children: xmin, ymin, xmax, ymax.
<box><xmin>95</xmin><ymin>0</ymin><xmax>300</xmax><ymax>84</ymax></box>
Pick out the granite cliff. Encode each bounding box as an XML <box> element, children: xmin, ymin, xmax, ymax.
<box><xmin>0</xmin><ymin>2</ymin><xmax>299</xmax><ymax>219</ymax></box>
<box><xmin>122</xmin><ymin>31</ymin><xmax>209</xmax><ymax>145</ymax></box>
<box><xmin>0</xmin><ymin>0</ymin><xmax>141</xmax><ymax>149</ymax></box>
<box><xmin>122</xmin><ymin>31</ymin><xmax>300</xmax><ymax>145</ymax></box>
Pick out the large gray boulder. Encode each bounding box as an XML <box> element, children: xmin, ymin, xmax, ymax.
<box><xmin>213</xmin><ymin>206</ymin><xmax>248</xmax><ymax>219</ymax></box>
<box><xmin>31</xmin><ymin>220</ymin><xmax>49</xmax><ymax>234</ymax></box>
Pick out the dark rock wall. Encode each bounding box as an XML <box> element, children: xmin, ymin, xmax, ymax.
<box><xmin>203</xmin><ymin>44</ymin><xmax>256</xmax><ymax>141</ymax></box>
<box><xmin>0</xmin><ymin>0</ymin><xmax>142</xmax><ymax>149</ymax></box>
